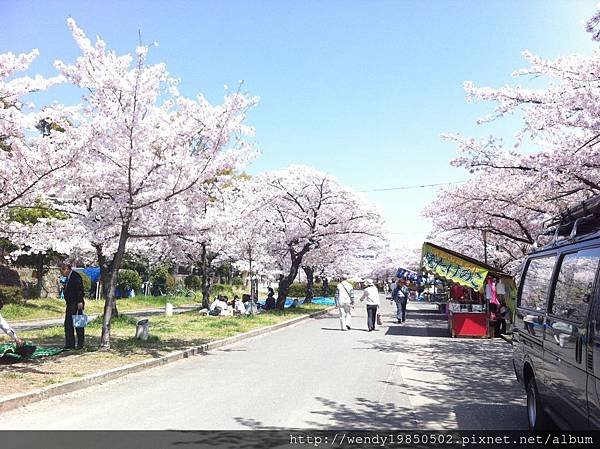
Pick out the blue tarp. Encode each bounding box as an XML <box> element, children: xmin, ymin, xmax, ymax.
<box><xmin>257</xmin><ymin>298</ymin><xmax>300</xmax><ymax>309</ymax></box>
<box><xmin>75</xmin><ymin>267</ymin><xmax>101</xmax><ymax>282</ymax></box>
<box><xmin>311</xmin><ymin>296</ymin><xmax>336</xmax><ymax>306</ymax></box>
<box><xmin>256</xmin><ymin>296</ymin><xmax>334</xmax><ymax>308</ymax></box>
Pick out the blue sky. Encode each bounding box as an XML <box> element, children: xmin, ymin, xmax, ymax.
<box><xmin>1</xmin><ymin>0</ymin><xmax>598</xmax><ymax>249</ymax></box>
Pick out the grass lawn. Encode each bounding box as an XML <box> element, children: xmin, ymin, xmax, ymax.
<box><xmin>2</xmin><ymin>295</ymin><xmax>199</xmax><ymax>322</ymax></box>
<box><xmin>0</xmin><ymin>303</ymin><xmax>330</xmax><ymax>397</ymax></box>
<box><xmin>3</xmin><ymin>286</ymin><xmax>255</xmax><ymax>322</ymax></box>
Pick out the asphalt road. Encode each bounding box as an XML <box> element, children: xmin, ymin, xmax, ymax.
<box><xmin>0</xmin><ymin>297</ymin><xmax>527</xmax><ymax>430</ymax></box>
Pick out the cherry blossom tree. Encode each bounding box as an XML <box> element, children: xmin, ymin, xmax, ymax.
<box><xmin>301</xmin><ymin>230</ymin><xmax>384</xmax><ymax>298</ymax></box>
<box><xmin>235</xmin><ymin>165</ymin><xmax>385</xmax><ymax>308</ymax></box>
<box><xmin>50</xmin><ymin>20</ymin><xmax>257</xmax><ymax>347</ymax></box>
<box><xmin>368</xmin><ymin>246</ymin><xmax>421</xmax><ymax>281</ymax></box>
<box><xmin>0</xmin><ymin>50</ymin><xmax>70</xmax><ymax>228</ymax></box>
<box><xmin>213</xmin><ymin>179</ymin><xmax>277</xmax><ymax>303</ymax></box>
<box><xmin>163</xmin><ymin>183</ymin><xmax>243</xmax><ymax>308</ymax></box>
<box><xmin>427</xmin><ymin>6</ymin><xmax>600</xmax><ymax>272</ymax></box>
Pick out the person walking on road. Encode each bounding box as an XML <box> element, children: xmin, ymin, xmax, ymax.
<box><xmin>391</xmin><ymin>279</ymin><xmax>409</xmax><ymax>324</ymax></box>
<box><xmin>59</xmin><ymin>262</ymin><xmax>85</xmax><ymax>350</ymax></box>
<box><xmin>360</xmin><ymin>279</ymin><xmax>380</xmax><ymax>331</ymax></box>
<box><xmin>335</xmin><ymin>279</ymin><xmax>354</xmax><ymax>330</ymax></box>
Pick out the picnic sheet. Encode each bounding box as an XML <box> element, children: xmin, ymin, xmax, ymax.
<box><xmin>0</xmin><ymin>342</ymin><xmax>64</xmax><ymax>361</ymax></box>
<box><xmin>311</xmin><ymin>297</ymin><xmax>336</xmax><ymax>305</ymax></box>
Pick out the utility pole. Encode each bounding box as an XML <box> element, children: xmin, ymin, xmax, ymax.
<box><xmin>482</xmin><ymin>230</ymin><xmax>488</xmax><ymax>265</ymax></box>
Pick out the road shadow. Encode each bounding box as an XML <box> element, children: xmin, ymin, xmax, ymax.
<box><xmin>453</xmin><ymin>403</ymin><xmax>527</xmax><ymax>430</ymax></box>
<box><xmin>349</xmin><ymin>335</ymin><xmax>526</xmax><ymax>429</ymax></box>
<box><xmin>305</xmin><ymin>396</ymin><xmax>417</xmax><ymax>429</ymax></box>
<box><xmin>402</xmin><ymin>312</ymin><xmax>447</xmax><ymax>321</ymax></box>
<box><xmin>385</xmin><ymin>325</ymin><xmax>450</xmax><ymax>338</ymax></box>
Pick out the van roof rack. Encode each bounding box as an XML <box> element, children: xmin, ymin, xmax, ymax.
<box><xmin>545</xmin><ymin>195</ymin><xmax>600</xmax><ymax>246</ymax></box>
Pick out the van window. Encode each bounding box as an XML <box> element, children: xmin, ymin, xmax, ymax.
<box><xmin>520</xmin><ymin>255</ymin><xmax>556</xmax><ymax>311</ymax></box>
<box><xmin>551</xmin><ymin>249</ymin><xmax>600</xmax><ymax>322</ymax></box>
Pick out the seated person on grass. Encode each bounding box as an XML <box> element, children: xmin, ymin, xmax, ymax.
<box><xmin>264</xmin><ymin>287</ymin><xmax>276</xmax><ymax>311</ymax></box>
<box><xmin>233</xmin><ymin>295</ymin><xmax>246</xmax><ymax>315</ymax></box>
<box><xmin>221</xmin><ymin>296</ymin><xmax>234</xmax><ymax>316</ymax></box>
<box><xmin>209</xmin><ymin>295</ymin><xmax>229</xmax><ymax>316</ymax></box>
<box><xmin>243</xmin><ymin>294</ymin><xmax>260</xmax><ymax>314</ymax></box>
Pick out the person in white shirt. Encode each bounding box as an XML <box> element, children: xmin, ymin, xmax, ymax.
<box><xmin>335</xmin><ymin>279</ymin><xmax>354</xmax><ymax>330</ymax></box>
<box><xmin>0</xmin><ymin>299</ymin><xmax>23</xmax><ymax>346</ymax></box>
<box><xmin>360</xmin><ymin>279</ymin><xmax>381</xmax><ymax>331</ymax></box>
<box><xmin>209</xmin><ymin>296</ymin><xmax>229</xmax><ymax>315</ymax></box>
<box><xmin>233</xmin><ymin>295</ymin><xmax>247</xmax><ymax>315</ymax></box>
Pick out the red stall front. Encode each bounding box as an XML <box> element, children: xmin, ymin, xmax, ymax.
<box><xmin>422</xmin><ymin>242</ymin><xmax>516</xmax><ymax>339</ymax></box>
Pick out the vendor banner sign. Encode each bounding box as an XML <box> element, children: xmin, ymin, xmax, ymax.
<box><xmin>421</xmin><ymin>243</ymin><xmax>488</xmax><ymax>291</ymax></box>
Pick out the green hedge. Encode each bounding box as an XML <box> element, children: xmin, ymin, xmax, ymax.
<box><xmin>118</xmin><ymin>269</ymin><xmax>142</xmax><ymax>293</ymax></box>
<box><xmin>231</xmin><ymin>276</ymin><xmax>243</xmax><ymax>286</ymax></box>
<box><xmin>0</xmin><ymin>285</ymin><xmax>24</xmax><ymax>304</ymax></box>
<box><xmin>0</xmin><ymin>266</ymin><xmax>20</xmax><ymax>286</ymax></box>
<box><xmin>150</xmin><ymin>266</ymin><xmax>176</xmax><ymax>295</ymax></box>
<box><xmin>80</xmin><ymin>271</ymin><xmax>92</xmax><ymax>294</ymax></box>
<box><xmin>211</xmin><ymin>283</ymin><xmax>234</xmax><ymax>300</ymax></box>
<box><xmin>184</xmin><ymin>274</ymin><xmax>202</xmax><ymax>291</ymax></box>
<box><xmin>287</xmin><ymin>282</ymin><xmax>338</xmax><ymax>298</ymax></box>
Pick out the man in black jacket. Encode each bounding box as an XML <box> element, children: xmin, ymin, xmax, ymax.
<box><xmin>59</xmin><ymin>262</ymin><xmax>85</xmax><ymax>349</ymax></box>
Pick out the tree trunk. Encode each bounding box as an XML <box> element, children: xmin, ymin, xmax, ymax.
<box><xmin>276</xmin><ymin>258</ymin><xmax>302</xmax><ymax>310</ymax></box>
<box><xmin>276</xmin><ymin>245</ymin><xmax>312</xmax><ymax>309</ymax></box>
<box><xmin>34</xmin><ymin>255</ymin><xmax>45</xmax><ymax>298</ymax></box>
<box><xmin>99</xmin><ymin>221</ymin><xmax>130</xmax><ymax>349</ymax></box>
<box><xmin>248</xmin><ymin>246</ymin><xmax>256</xmax><ymax>302</ymax></box>
<box><xmin>97</xmin><ymin>251</ymin><xmax>119</xmax><ymax>319</ymax></box>
<box><xmin>200</xmin><ymin>242</ymin><xmax>211</xmax><ymax>309</ymax></box>
<box><xmin>303</xmin><ymin>266</ymin><xmax>314</xmax><ymax>303</ymax></box>
<box><xmin>322</xmin><ymin>277</ymin><xmax>330</xmax><ymax>297</ymax></box>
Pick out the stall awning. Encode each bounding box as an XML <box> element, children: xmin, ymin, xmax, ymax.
<box><xmin>421</xmin><ymin>242</ymin><xmax>511</xmax><ymax>292</ymax></box>
<box><xmin>396</xmin><ymin>267</ymin><xmax>418</xmax><ymax>279</ymax></box>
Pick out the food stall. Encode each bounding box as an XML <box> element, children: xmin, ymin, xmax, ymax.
<box><xmin>421</xmin><ymin>242</ymin><xmax>516</xmax><ymax>338</ymax></box>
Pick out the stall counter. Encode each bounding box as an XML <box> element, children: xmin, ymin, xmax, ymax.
<box><xmin>448</xmin><ymin>310</ymin><xmax>489</xmax><ymax>338</ymax></box>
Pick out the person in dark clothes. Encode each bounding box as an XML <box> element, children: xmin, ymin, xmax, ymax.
<box><xmin>59</xmin><ymin>262</ymin><xmax>85</xmax><ymax>349</ymax></box>
<box><xmin>496</xmin><ymin>297</ymin><xmax>509</xmax><ymax>336</ymax></box>
<box><xmin>264</xmin><ymin>287</ymin><xmax>276</xmax><ymax>310</ymax></box>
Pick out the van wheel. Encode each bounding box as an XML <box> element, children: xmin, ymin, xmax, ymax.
<box><xmin>526</xmin><ymin>376</ymin><xmax>549</xmax><ymax>430</ymax></box>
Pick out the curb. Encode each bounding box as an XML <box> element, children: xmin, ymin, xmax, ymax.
<box><xmin>0</xmin><ymin>306</ymin><xmax>335</xmax><ymax>414</ymax></box>
<box><xmin>499</xmin><ymin>333</ymin><xmax>513</xmax><ymax>345</ymax></box>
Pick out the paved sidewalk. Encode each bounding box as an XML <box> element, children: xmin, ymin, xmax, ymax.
<box><xmin>11</xmin><ymin>305</ymin><xmax>201</xmax><ymax>331</ymax></box>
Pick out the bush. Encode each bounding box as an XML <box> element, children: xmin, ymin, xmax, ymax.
<box><xmin>0</xmin><ymin>266</ymin><xmax>20</xmax><ymax>287</ymax></box>
<box><xmin>76</xmin><ymin>271</ymin><xmax>92</xmax><ymax>298</ymax></box>
<box><xmin>121</xmin><ymin>254</ymin><xmax>150</xmax><ymax>280</ymax></box>
<box><xmin>231</xmin><ymin>276</ymin><xmax>243</xmax><ymax>286</ymax></box>
<box><xmin>286</xmin><ymin>282</ymin><xmax>338</xmax><ymax>298</ymax></box>
<box><xmin>211</xmin><ymin>283</ymin><xmax>234</xmax><ymax>300</ymax></box>
<box><xmin>287</xmin><ymin>282</ymin><xmax>307</xmax><ymax>298</ymax></box>
<box><xmin>327</xmin><ymin>281</ymin><xmax>338</xmax><ymax>297</ymax></box>
<box><xmin>22</xmin><ymin>281</ymin><xmax>38</xmax><ymax>299</ymax></box>
<box><xmin>118</xmin><ymin>269</ymin><xmax>142</xmax><ymax>293</ymax></box>
<box><xmin>150</xmin><ymin>266</ymin><xmax>176</xmax><ymax>295</ymax></box>
<box><xmin>184</xmin><ymin>274</ymin><xmax>202</xmax><ymax>291</ymax></box>
<box><xmin>0</xmin><ymin>285</ymin><xmax>24</xmax><ymax>304</ymax></box>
